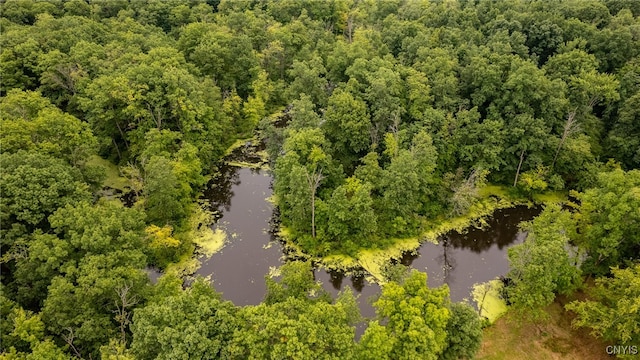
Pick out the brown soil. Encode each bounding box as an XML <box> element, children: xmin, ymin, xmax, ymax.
<box><xmin>477</xmin><ymin>292</ymin><xmax>612</xmax><ymax>360</ymax></box>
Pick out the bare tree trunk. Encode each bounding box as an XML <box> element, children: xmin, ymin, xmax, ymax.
<box><xmin>113</xmin><ymin>138</ymin><xmax>122</xmax><ymax>161</ymax></box>
<box><xmin>113</xmin><ymin>283</ymin><xmax>138</xmax><ymax>344</ymax></box>
<box><xmin>115</xmin><ymin>120</ymin><xmax>129</xmax><ymax>150</ymax></box>
<box><xmin>551</xmin><ymin>109</ymin><xmax>578</xmax><ymax>169</ymax></box>
<box><xmin>62</xmin><ymin>327</ymin><xmax>82</xmax><ymax>358</ymax></box>
<box><xmin>514</xmin><ymin>149</ymin><xmax>525</xmax><ymax>187</ymax></box>
<box><xmin>346</xmin><ymin>17</ymin><xmax>354</xmax><ymax>43</ymax></box>
<box><xmin>305</xmin><ymin>167</ymin><xmax>324</xmax><ymax>238</ymax></box>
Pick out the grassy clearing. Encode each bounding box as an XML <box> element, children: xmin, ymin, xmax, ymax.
<box><xmin>478</xmin><ymin>295</ymin><xmax>609</xmax><ymax>360</ymax></box>
<box><xmin>86</xmin><ymin>155</ymin><xmax>130</xmax><ymax>190</ymax></box>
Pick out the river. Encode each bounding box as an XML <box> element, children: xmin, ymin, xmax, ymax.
<box><xmin>192</xmin><ymin>161</ymin><xmax>541</xmax><ymax>323</ymax></box>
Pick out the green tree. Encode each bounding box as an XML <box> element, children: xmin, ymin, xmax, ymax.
<box><xmin>325</xmin><ymin>177</ymin><xmax>377</xmax><ymax>250</ymax></box>
<box><xmin>143</xmin><ymin>156</ymin><xmax>190</xmax><ymax>228</ymax></box>
<box><xmin>230</xmin><ymin>261</ymin><xmax>358</xmax><ymax>360</ymax></box>
<box><xmin>359</xmin><ymin>270</ymin><xmax>450</xmax><ymax>360</ymax></box>
<box><xmin>574</xmin><ymin>168</ymin><xmax>640</xmax><ymax>275</ymax></box>
<box><xmin>130</xmin><ymin>278</ymin><xmax>239</xmax><ymax>360</ymax></box>
<box><xmin>566</xmin><ymin>264</ymin><xmax>640</xmax><ymax>351</ymax></box>
<box><xmin>323</xmin><ymin>88</ymin><xmax>371</xmax><ymax>171</ymax></box>
<box><xmin>440</xmin><ymin>303</ymin><xmax>483</xmax><ymax>360</ymax></box>
<box><xmin>507</xmin><ymin>205</ymin><xmax>581</xmax><ymax>320</ymax></box>
<box><xmin>264</xmin><ymin>261</ymin><xmax>330</xmax><ymax>305</ymax></box>
<box><xmin>0</xmin><ymin>151</ymin><xmax>90</xmax><ymax>232</ymax></box>
<box><xmin>1</xmin><ymin>90</ymin><xmax>97</xmax><ymax>167</ymax></box>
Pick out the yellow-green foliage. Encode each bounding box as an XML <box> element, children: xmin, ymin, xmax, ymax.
<box><xmin>226</xmin><ymin>160</ymin><xmax>269</xmax><ymax>170</ymax></box>
<box><xmin>355</xmin><ymin>237</ymin><xmax>422</xmax><ymax>282</ymax></box>
<box><xmin>532</xmin><ymin>190</ymin><xmax>567</xmax><ymax>204</ymax></box>
<box><xmin>146</xmin><ymin>225</ymin><xmax>181</xmax><ymax>250</ymax></box>
<box><xmin>473</xmin><ymin>280</ymin><xmax>508</xmax><ymax>323</ymax></box>
<box><xmin>86</xmin><ymin>155</ymin><xmax>130</xmax><ymax>190</ymax></box>
<box><xmin>164</xmin><ymin>207</ymin><xmax>227</xmax><ymax>278</ymax></box>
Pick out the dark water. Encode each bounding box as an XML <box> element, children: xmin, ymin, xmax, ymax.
<box><xmin>400</xmin><ymin>206</ymin><xmax>540</xmax><ymax>303</ymax></box>
<box><xmin>195</xmin><ymin>164</ymin><xmax>540</xmax><ymax>317</ymax></box>
<box><xmin>196</xmin><ymin>166</ymin><xmax>281</xmax><ymax>306</ymax></box>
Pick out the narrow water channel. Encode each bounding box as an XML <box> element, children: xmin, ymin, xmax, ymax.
<box><xmin>195</xmin><ymin>162</ymin><xmax>541</xmax><ymax>318</ymax></box>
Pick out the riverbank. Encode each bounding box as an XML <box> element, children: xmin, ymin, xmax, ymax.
<box><xmin>283</xmin><ymin>184</ymin><xmax>566</xmax><ymax>283</ymax></box>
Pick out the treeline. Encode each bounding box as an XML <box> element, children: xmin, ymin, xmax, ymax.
<box><xmin>504</xmin><ymin>168</ymin><xmax>640</xmax><ymax>352</ymax></box>
<box><xmin>1</xmin><ymin>0</ymin><xmax>639</xmax><ymax>359</ymax></box>
<box><xmin>253</xmin><ymin>0</ymin><xmax>640</xmax><ymax>254</ymax></box>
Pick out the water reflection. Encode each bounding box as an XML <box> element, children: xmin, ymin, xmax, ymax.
<box><xmin>201</xmin><ymin>164</ymin><xmax>241</xmax><ymax>221</ymax></box>
<box><xmin>196</xmin><ymin>153</ymin><xmax>541</xmax><ymax>321</ymax></box>
<box><xmin>401</xmin><ymin>206</ymin><xmax>540</xmax><ymax>302</ymax></box>
<box><xmin>195</xmin><ymin>167</ymin><xmax>282</xmax><ymax>306</ymax></box>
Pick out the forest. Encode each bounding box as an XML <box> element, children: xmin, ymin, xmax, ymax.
<box><xmin>0</xmin><ymin>0</ymin><xmax>639</xmax><ymax>359</ymax></box>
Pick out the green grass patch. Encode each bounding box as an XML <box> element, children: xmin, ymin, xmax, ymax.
<box><xmin>532</xmin><ymin>190</ymin><xmax>567</xmax><ymax>204</ymax></box>
<box><xmin>86</xmin><ymin>155</ymin><xmax>131</xmax><ymax>190</ymax></box>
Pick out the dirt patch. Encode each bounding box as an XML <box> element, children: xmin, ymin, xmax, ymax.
<box><xmin>478</xmin><ymin>298</ymin><xmax>611</xmax><ymax>360</ymax></box>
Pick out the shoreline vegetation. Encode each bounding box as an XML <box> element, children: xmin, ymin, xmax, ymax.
<box><xmin>95</xmin><ymin>137</ymin><xmax>566</xmax><ymax>327</ymax></box>
<box><xmin>163</xmin><ymin>136</ymin><xmax>568</xmax><ymax>288</ymax></box>
<box><xmin>280</xmin><ymin>183</ymin><xmax>566</xmax><ymax>283</ymax></box>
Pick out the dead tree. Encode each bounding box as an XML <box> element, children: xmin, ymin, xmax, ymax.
<box><xmin>113</xmin><ymin>283</ymin><xmax>139</xmax><ymax>344</ymax></box>
<box><xmin>305</xmin><ymin>167</ymin><xmax>324</xmax><ymax>239</ymax></box>
<box><xmin>551</xmin><ymin>108</ymin><xmax>579</xmax><ymax>170</ymax></box>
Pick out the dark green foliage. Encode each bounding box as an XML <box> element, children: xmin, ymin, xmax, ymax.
<box><xmin>0</xmin><ymin>151</ymin><xmax>90</xmax><ymax>231</ymax></box>
<box><xmin>440</xmin><ymin>303</ymin><xmax>484</xmax><ymax>360</ymax></box>
<box><xmin>130</xmin><ymin>278</ymin><xmax>238</xmax><ymax>360</ymax></box>
<box><xmin>574</xmin><ymin>168</ymin><xmax>640</xmax><ymax>275</ymax></box>
<box><xmin>1</xmin><ymin>0</ymin><xmax>639</xmax><ymax>358</ymax></box>
<box><xmin>507</xmin><ymin>205</ymin><xmax>582</xmax><ymax>319</ymax></box>
<box><xmin>231</xmin><ymin>261</ymin><xmax>359</xmax><ymax>359</ymax></box>
<box><xmin>265</xmin><ymin>261</ymin><xmax>331</xmax><ymax>305</ymax></box>
<box><xmin>359</xmin><ymin>270</ymin><xmax>450</xmax><ymax>360</ymax></box>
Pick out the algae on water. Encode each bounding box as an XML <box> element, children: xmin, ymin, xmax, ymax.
<box><xmin>472</xmin><ymin>279</ymin><xmax>508</xmax><ymax>323</ymax></box>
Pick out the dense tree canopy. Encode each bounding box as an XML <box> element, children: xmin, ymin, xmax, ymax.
<box><xmin>1</xmin><ymin>0</ymin><xmax>638</xmax><ymax>358</ymax></box>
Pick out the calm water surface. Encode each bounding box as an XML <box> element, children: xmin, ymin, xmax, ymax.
<box><xmin>195</xmin><ymin>164</ymin><xmax>540</xmax><ymax>316</ymax></box>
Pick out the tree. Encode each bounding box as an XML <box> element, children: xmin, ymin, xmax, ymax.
<box><xmin>574</xmin><ymin>169</ymin><xmax>640</xmax><ymax>275</ymax></box>
<box><xmin>288</xmin><ymin>94</ymin><xmax>321</xmax><ymax>130</ymax></box>
<box><xmin>566</xmin><ymin>264</ymin><xmax>640</xmax><ymax>349</ymax></box>
<box><xmin>323</xmin><ymin>88</ymin><xmax>371</xmax><ymax>170</ymax></box>
<box><xmin>230</xmin><ymin>261</ymin><xmax>358</xmax><ymax>360</ymax></box>
<box><xmin>0</xmin><ymin>295</ymin><xmax>68</xmax><ymax>359</ymax></box>
<box><xmin>1</xmin><ymin>90</ymin><xmax>97</xmax><ymax>167</ymax></box>
<box><xmin>6</xmin><ymin>200</ymin><xmax>150</xmax><ymax>358</ymax></box>
<box><xmin>359</xmin><ymin>270</ymin><xmax>450</xmax><ymax>360</ymax></box>
<box><xmin>130</xmin><ymin>278</ymin><xmax>239</xmax><ymax>360</ymax></box>
<box><xmin>274</xmin><ymin>129</ymin><xmax>342</xmax><ymax>240</ymax></box>
<box><xmin>325</xmin><ymin>177</ymin><xmax>377</xmax><ymax>250</ymax></box>
<box><xmin>143</xmin><ymin>156</ymin><xmax>190</xmax><ymax>227</ymax></box>
<box><xmin>0</xmin><ymin>151</ymin><xmax>90</xmax><ymax>232</ymax></box>
<box><xmin>440</xmin><ymin>303</ymin><xmax>484</xmax><ymax>360</ymax></box>
<box><xmin>286</xmin><ymin>55</ymin><xmax>328</xmax><ymax>107</ymax></box>
<box><xmin>264</xmin><ymin>261</ymin><xmax>330</xmax><ymax>305</ymax></box>
<box><xmin>177</xmin><ymin>22</ymin><xmax>258</xmax><ymax>98</ymax></box>
<box><xmin>507</xmin><ymin>205</ymin><xmax>581</xmax><ymax>320</ymax></box>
